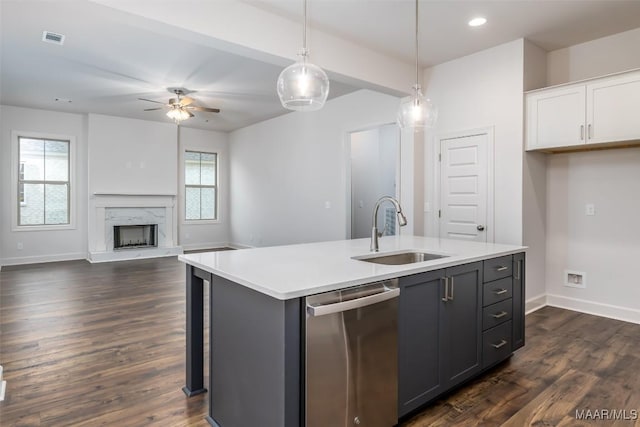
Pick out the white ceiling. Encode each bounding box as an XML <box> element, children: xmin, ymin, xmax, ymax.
<box><xmin>2</xmin><ymin>0</ymin><xmax>640</xmax><ymax>132</ymax></box>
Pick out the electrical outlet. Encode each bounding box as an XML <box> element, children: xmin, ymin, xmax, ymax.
<box><xmin>564</xmin><ymin>270</ymin><xmax>586</xmax><ymax>288</ymax></box>
<box><xmin>17</xmin><ymin>242</ymin><xmax>23</xmax><ymax>250</ymax></box>
<box><xmin>585</xmin><ymin>203</ymin><xmax>595</xmax><ymax>216</ymax></box>
<box><xmin>325</xmin><ymin>201</ymin><xmax>331</xmax><ymax>209</ymax></box>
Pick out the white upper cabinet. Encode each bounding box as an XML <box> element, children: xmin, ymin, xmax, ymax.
<box><xmin>526</xmin><ymin>85</ymin><xmax>586</xmax><ymax>150</ymax></box>
<box><xmin>526</xmin><ymin>69</ymin><xmax>640</xmax><ymax>151</ymax></box>
<box><xmin>587</xmin><ymin>72</ymin><xmax>640</xmax><ymax>144</ymax></box>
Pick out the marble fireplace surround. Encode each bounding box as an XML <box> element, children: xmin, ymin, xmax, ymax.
<box><xmin>88</xmin><ymin>194</ymin><xmax>182</xmax><ymax>263</ymax></box>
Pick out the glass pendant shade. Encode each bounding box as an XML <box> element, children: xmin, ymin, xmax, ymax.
<box><xmin>277</xmin><ymin>54</ymin><xmax>330</xmax><ymax>111</ymax></box>
<box><xmin>397</xmin><ymin>85</ymin><xmax>437</xmax><ymax>129</ymax></box>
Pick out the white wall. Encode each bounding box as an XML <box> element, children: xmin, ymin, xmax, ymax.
<box><xmin>0</xmin><ymin>105</ymin><xmax>88</xmax><ymax>265</ymax></box>
<box><xmin>522</xmin><ymin>40</ymin><xmax>549</xmax><ymax>309</ymax></box>
<box><xmin>422</xmin><ymin>39</ymin><xmax>525</xmax><ymax>247</ymax></box>
<box><xmin>546</xmin><ymin>148</ymin><xmax>640</xmax><ymax>322</ymax></box>
<box><xmin>547</xmin><ymin>27</ymin><xmax>640</xmax><ymax>86</ymax></box>
<box><xmin>541</xmin><ymin>29</ymin><xmax>640</xmax><ymax>323</ymax></box>
<box><xmin>88</xmin><ymin>114</ymin><xmax>177</xmax><ymax>195</ymax></box>
<box><xmin>349</xmin><ymin>125</ymin><xmax>398</xmax><ymax>239</ymax></box>
<box><xmin>178</xmin><ymin>127</ymin><xmax>230</xmax><ymax>250</ymax></box>
<box><xmin>228</xmin><ymin>90</ymin><xmax>400</xmax><ymax>247</ymax></box>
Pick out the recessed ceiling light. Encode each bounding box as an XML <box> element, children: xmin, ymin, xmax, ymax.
<box><xmin>468</xmin><ymin>17</ymin><xmax>487</xmax><ymax>27</ymax></box>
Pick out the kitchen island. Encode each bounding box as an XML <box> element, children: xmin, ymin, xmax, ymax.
<box><xmin>179</xmin><ymin>235</ymin><xmax>526</xmax><ymax>427</ymax></box>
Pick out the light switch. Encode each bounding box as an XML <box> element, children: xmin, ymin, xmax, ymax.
<box><xmin>585</xmin><ymin>203</ymin><xmax>595</xmax><ymax>216</ymax></box>
<box><xmin>325</xmin><ymin>201</ymin><xmax>331</xmax><ymax>209</ymax></box>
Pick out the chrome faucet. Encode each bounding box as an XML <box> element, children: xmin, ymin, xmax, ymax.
<box><xmin>370</xmin><ymin>196</ymin><xmax>408</xmax><ymax>252</ymax></box>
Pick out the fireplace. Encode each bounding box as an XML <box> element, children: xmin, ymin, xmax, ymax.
<box><xmin>114</xmin><ymin>224</ymin><xmax>158</xmax><ymax>250</ymax></box>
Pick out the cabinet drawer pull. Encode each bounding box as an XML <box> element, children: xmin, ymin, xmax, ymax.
<box><xmin>492</xmin><ymin>311</ymin><xmax>508</xmax><ymax>319</ymax></box>
<box><xmin>515</xmin><ymin>260</ymin><xmax>521</xmax><ymax>280</ymax></box>
<box><xmin>494</xmin><ymin>289</ymin><xmax>508</xmax><ymax>295</ymax></box>
<box><xmin>580</xmin><ymin>124</ymin><xmax>584</xmax><ymax>140</ymax></box>
<box><xmin>441</xmin><ymin>277</ymin><xmax>449</xmax><ymax>302</ymax></box>
<box><xmin>496</xmin><ymin>266</ymin><xmax>508</xmax><ymax>272</ymax></box>
<box><xmin>448</xmin><ymin>277</ymin><xmax>454</xmax><ymax>301</ymax></box>
<box><xmin>588</xmin><ymin>123</ymin><xmax>592</xmax><ymax>139</ymax></box>
<box><xmin>492</xmin><ymin>339</ymin><xmax>508</xmax><ymax>349</ymax></box>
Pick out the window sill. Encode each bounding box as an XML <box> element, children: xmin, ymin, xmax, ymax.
<box><xmin>182</xmin><ymin>219</ymin><xmax>221</xmax><ymax>226</ymax></box>
<box><xmin>13</xmin><ymin>223</ymin><xmax>76</xmax><ymax>232</ymax></box>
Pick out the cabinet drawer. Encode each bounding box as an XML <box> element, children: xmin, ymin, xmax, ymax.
<box><xmin>483</xmin><ymin>321</ymin><xmax>512</xmax><ymax>369</ymax></box>
<box><xmin>482</xmin><ymin>299</ymin><xmax>512</xmax><ymax>331</ymax></box>
<box><xmin>483</xmin><ymin>256</ymin><xmax>513</xmax><ymax>283</ymax></box>
<box><xmin>483</xmin><ymin>277</ymin><xmax>512</xmax><ymax>306</ymax></box>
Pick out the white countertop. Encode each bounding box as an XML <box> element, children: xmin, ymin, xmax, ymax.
<box><xmin>178</xmin><ymin>236</ymin><xmax>526</xmax><ymax>300</ymax></box>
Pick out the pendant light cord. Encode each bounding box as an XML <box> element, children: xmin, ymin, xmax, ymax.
<box><xmin>415</xmin><ymin>0</ymin><xmax>419</xmax><ymax>88</ymax></box>
<box><xmin>303</xmin><ymin>0</ymin><xmax>308</xmax><ymax>52</ymax></box>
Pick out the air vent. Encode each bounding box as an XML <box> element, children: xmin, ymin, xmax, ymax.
<box><xmin>42</xmin><ymin>31</ymin><xmax>65</xmax><ymax>45</ymax></box>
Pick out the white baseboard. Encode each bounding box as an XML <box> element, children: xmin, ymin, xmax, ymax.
<box><xmin>180</xmin><ymin>242</ymin><xmax>231</xmax><ymax>251</ymax></box>
<box><xmin>525</xmin><ymin>294</ymin><xmax>547</xmax><ymax>314</ymax></box>
<box><xmin>546</xmin><ymin>294</ymin><xmax>640</xmax><ymax>325</ymax></box>
<box><xmin>1</xmin><ymin>251</ymin><xmax>86</xmax><ymax>267</ymax></box>
<box><xmin>88</xmin><ymin>246</ymin><xmax>183</xmax><ymax>263</ymax></box>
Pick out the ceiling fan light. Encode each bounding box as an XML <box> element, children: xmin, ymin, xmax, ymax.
<box><xmin>277</xmin><ymin>55</ymin><xmax>330</xmax><ymax>111</ymax></box>
<box><xmin>166</xmin><ymin>107</ymin><xmax>190</xmax><ymax>123</ymax></box>
<box><xmin>397</xmin><ymin>86</ymin><xmax>437</xmax><ymax>129</ymax></box>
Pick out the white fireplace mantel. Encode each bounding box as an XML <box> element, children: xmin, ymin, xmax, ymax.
<box><xmin>88</xmin><ymin>194</ymin><xmax>182</xmax><ymax>263</ymax></box>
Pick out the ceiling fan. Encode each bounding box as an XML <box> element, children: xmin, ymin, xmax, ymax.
<box><xmin>139</xmin><ymin>87</ymin><xmax>221</xmax><ymax>123</ymax></box>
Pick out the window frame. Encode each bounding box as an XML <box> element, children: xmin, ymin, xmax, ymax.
<box><xmin>183</xmin><ymin>150</ymin><xmax>219</xmax><ymax>224</ymax></box>
<box><xmin>11</xmin><ymin>131</ymin><xmax>76</xmax><ymax>232</ymax></box>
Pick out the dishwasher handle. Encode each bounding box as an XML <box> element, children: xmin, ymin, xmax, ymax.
<box><xmin>307</xmin><ymin>286</ymin><xmax>400</xmax><ymax>317</ymax></box>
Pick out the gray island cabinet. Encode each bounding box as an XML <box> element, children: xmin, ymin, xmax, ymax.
<box><xmin>178</xmin><ymin>236</ymin><xmax>526</xmax><ymax>427</ymax></box>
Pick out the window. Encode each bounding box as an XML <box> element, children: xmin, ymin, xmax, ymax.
<box><xmin>184</xmin><ymin>151</ymin><xmax>217</xmax><ymax>221</ymax></box>
<box><xmin>18</xmin><ymin>137</ymin><xmax>70</xmax><ymax>226</ymax></box>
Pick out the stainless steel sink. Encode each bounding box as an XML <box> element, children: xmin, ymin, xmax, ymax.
<box><xmin>354</xmin><ymin>251</ymin><xmax>448</xmax><ymax>265</ymax></box>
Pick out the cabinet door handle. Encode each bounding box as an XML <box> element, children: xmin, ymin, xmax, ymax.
<box><xmin>492</xmin><ymin>311</ymin><xmax>508</xmax><ymax>319</ymax></box>
<box><xmin>448</xmin><ymin>277</ymin><xmax>454</xmax><ymax>301</ymax></box>
<box><xmin>515</xmin><ymin>259</ymin><xmax>521</xmax><ymax>280</ymax></box>
<box><xmin>494</xmin><ymin>289</ymin><xmax>508</xmax><ymax>295</ymax></box>
<box><xmin>441</xmin><ymin>277</ymin><xmax>449</xmax><ymax>302</ymax></box>
<box><xmin>492</xmin><ymin>339</ymin><xmax>508</xmax><ymax>349</ymax></box>
<box><xmin>496</xmin><ymin>266</ymin><xmax>508</xmax><ymax>272</ymax></box>
<box><xmin>588</xmin><ymin>124</ymin><xmax>592</xmax><ymax>139</ymax></box>
<box><xmin>580</xmin><ymin>124</ymin><xmax>584</xmax><ymax>140</ymax></box>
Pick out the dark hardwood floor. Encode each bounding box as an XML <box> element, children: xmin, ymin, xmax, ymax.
<box><xmin>1</xmin><ymin>257</ymin><xmax>639</xmax><ymax>426</ymax></box>
<box><xmin>0</xmin><ymin>257</ymin><xmax>208</xmax><ymax>426</ymax></box>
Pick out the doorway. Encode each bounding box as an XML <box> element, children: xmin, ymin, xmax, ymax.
<box><xmin>438</xmin><ymin>128</ymin><xmax>494</xmax><ymax>243</ymax></box>
<box><xmin>348</xmin><ymin>124</ymin><xmax>400</xmax><ymax>239</ymax></box>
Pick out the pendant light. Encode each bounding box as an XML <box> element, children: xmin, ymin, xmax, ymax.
<box><xmin>397</xmin><ymin>0</ymin><xmax>437</xmax><ymax>129</ymax></box>
<box><xmin>277</xmin><ymin>0</ymin><xmax>330</xmax><ymax>111</ymax></box>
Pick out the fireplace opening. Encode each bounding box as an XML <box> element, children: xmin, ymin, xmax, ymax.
<box><xmin>114</xmin><ymin>224</ymin><xmax>158</xmax><ymax>250</ymax></box>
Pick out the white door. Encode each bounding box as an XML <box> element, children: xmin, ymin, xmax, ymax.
<box><xmin>439</xmin><ymin>132</ymin><xmax>490</xmax><ymax>242</ymax></box>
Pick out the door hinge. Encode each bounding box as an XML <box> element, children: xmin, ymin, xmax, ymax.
<box><xmin>438</xmin><ymin>209</ymin><xmax>441</xmax><ymax>218</ymax></box>
<box><xmin>438</xmin><ymin>153</ymin><xmax>441</xmax><ymax>162</ymax></box>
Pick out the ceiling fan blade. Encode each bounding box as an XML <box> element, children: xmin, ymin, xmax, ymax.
<box><xmin>138</xmin><ymin>98</ymin><xmax>166</xmax><ymax>104</ymax></box>
<box><xmin>144</xmin><ymin>107</ymin><xmax>163</xmax><ymax>111</ymax></box>
<box><xmin>169</xmin><ymin>98</ymin><xmax>178</xmax><ymax>105</ymax></box>
<box><xmin>188</xmin><ymin>111</ymin><xmax>195</xmax><ymax>118</ymax></box>
<box><xmin>180</xmin><ymin>96</ymin><xmax>194</xmax><ymax>106</ymax></box>
<box><xmin>187</xmin><ymin>106</ymin><xmax>221</xmax><ymax>113</ymax></box>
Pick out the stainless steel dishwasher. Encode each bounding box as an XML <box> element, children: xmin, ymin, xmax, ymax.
<box><xmin>305</xmin><ymin>279</ymin><xmax>399</xmax><ymax>427</ymax></box>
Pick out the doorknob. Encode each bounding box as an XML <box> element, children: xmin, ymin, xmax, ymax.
<box><xmin>477</xmin><ymin>225</ymin><xmax>485</xmax><ymax>231</ymax></box>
